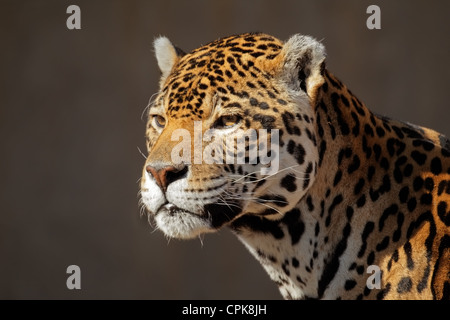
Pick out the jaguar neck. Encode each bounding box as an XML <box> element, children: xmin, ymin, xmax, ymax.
<box><xmin>230</xmin><ymin>70</ymin><xmax>379</xmax><ymax>299</ymax></box>
<box><xmin>309</xmin><ymin>69</ymin><xmax>375</xmax><ymax>200</ymax></box>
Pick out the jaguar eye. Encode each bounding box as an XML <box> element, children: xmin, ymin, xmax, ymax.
<box><xmin>215</xmin><ymin>114</ymin><xmax>241</xmax><ymax>129</ymax></box>
<box><xmin>152</xmin><ymin>115</ymin><xmax>166</xmax><ymax>129</ymax></box>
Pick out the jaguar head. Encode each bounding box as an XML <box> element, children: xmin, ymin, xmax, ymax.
<box><xmin>140</xmin><ymin>33</ymin><xmax>326</xmax><ymax>239</ymax></box>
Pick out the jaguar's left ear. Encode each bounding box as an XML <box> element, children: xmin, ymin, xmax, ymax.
<box><xmin>153</xmin><ymin>36</ymin><xmax>186</xmax><ymax>89</ymax></box>
<box><xmin>276</xmin><ymin>34</ymin><xmax>326</xmax><ymax>103</ymax></box>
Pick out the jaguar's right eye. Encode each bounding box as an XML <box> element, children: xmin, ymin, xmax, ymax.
<box><xmin>214</xmin><ymin>114</ymin><xmax>242</xmax><ymax>129</ymax></box>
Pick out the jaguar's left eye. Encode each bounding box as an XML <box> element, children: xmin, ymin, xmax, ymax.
<box><xmin>152</xmin><ymin>115</ymin><xmax>166</xmax><ymax>129</ymax></box>
<box><xmin>214</xmin><ymin>114</ymin><xmax>241</xmax><ymax>129</ymax></box>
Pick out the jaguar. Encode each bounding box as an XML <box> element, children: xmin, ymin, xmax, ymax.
<box><xmin>139</xmin><ymin>32</ymin><xmax>450</xmax><ymax>299</ymax></box>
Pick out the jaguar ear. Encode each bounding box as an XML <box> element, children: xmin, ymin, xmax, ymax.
<box><xmin>153</xmin><ymin>36</ymin><xmax>185</xmax><ymax>88</ymax></box>
<box><xmin>277</xmin><ymin>34</ymin><xmax>326</xmax><ymax>102</ymax></box>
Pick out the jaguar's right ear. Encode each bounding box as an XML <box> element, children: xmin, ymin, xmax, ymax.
<box><xmin>153</xmin><ymin>36</ymin><xmax>185</xmax><ymax>88</ymax></box>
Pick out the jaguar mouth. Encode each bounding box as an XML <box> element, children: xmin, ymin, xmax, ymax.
<box><xmin>153</xmin><ymin>202</ymin><xmax>244</xmax><ymax>239</ymax></box>
<box><xmin>159</xmin><ymin>203</ymin><xmax>199</xmax><ymax>217</ymax></box>
<box><xmin>154</xmin><ymin>203</ymin><xmax>213</xmax><ymax>239</ymax></box>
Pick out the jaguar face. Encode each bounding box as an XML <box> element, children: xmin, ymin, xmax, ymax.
<box><xmin>140</xmin><ymin>33</ymin><xmax>325</xmax><ymax>239</ymax></box>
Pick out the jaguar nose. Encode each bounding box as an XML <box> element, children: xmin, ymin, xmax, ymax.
<box><xmin>146</xmin><ymin>164</ymin><xmax>188</xmax><ymax>192</ymax></box>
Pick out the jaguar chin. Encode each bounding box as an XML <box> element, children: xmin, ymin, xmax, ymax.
<box><xmin>153</xmin><ymin>204</ymin><xmax>213</xmax><ymax>239</ymax></box>
<box><xmin>151</xmin><ymin>202</ymin><xmax>243</xmax><ymax>239</ymax></box>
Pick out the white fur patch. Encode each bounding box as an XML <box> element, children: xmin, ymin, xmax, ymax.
<box><xmin>154</xmin><ymin>36</ymin><xmax>178</xmax><ymax>79</ymax></box>
<box><xmin>155</xmin><ymin>204</ymin><xmax>213</xmax><ymax>239</ymax></box>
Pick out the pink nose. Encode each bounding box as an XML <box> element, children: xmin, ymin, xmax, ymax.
<box><xmin>145</xmin><ymin>164</ymin><xmax>187</xmax><ymax>191</ymax></box>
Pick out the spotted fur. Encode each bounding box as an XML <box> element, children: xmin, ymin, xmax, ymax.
<box><xmin>140</xmin><ymin>32</ymin><xmax>450</xmax><ymax>300</ymax></box>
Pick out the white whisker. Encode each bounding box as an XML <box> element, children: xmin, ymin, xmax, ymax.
<box><xmin>227</xmin><ymin>164</ymin><xmax>304</xmax><ymax>185</ymax></box>
<box><xmin>198</xmin><ymin>234</ymin><xmax>205</xmax><ymax>247</ymax></box>
<box><xmin>137</xmin><ymin>146</ymin><xmax>148</xmax><ymax>160</ymax></box>
<box><xmin>141</xmin><ymin>92</ymin><xmax>160</xmax><ymax>121</ymax></box>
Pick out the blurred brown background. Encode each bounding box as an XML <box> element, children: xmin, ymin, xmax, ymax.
<box><xmin>0</xmin><ymin>0</ymin><xmax>449</xmax><ymax>299</ymax></box>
